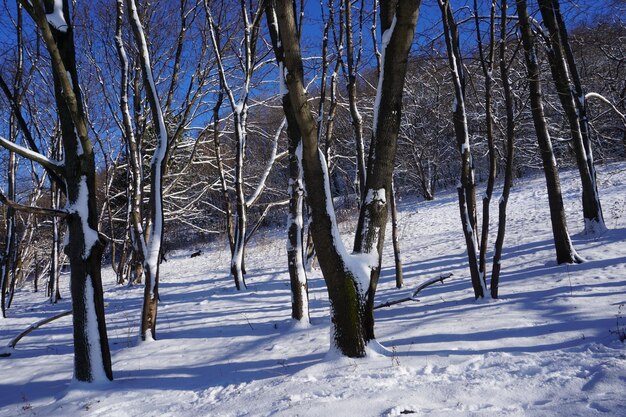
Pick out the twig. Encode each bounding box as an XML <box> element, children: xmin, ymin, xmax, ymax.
<box><xmin>373</xmin><ymin>273</ymin><xmax>454</xmax><ymax>310</ymax></box>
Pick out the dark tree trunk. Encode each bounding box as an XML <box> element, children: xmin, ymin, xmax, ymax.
<box><xmin>352</xmin><ymin>0</ymin><xmax>421</xmax><ymax>341</ymax></box>
<box><xmin>344</xmin><ymin>0</ymin><xmax>367</xmax><ymax>199</ymax></box>
<box><xmin>438</xmin><ymin>0</ymin><xmax>484</xmax><ymax>299</ymax></box>
<box><xmin>516</xmin><ymin>0</ymin><xmax>583</xmax><ymax>264</ymax></box>
<box><xmin>490</xmin><ymin>0</ymin><xmax>515</xmax><ymax>299</ymax></box>
<box><xmin>474</xmin><ymin>0</ymin><xmax>497</xmax><ymax>279</ymax></box>
<box><xmin>270</xmin><ymin>0</ymin><xmax>366</xmax><ymax>356</ymax></box>
<box><xmin>15</xmin><ymin>0</ymin><xmax>115</xmax><ymax>381</ymax></box>
<box><xmin>538</xmin><ymin>0</ymin><xmax>605</xmax><ymax>234</ymax></box>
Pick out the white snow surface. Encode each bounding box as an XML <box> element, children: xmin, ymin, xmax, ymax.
<box><xmin>1</xmin><ymin>164</ymin><xmax>626</xmax><ymax>416</ymax></box>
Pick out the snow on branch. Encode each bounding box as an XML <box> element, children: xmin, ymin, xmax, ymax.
<box><xmin>46</xmin><ymin>0</ymin><xmax>68</xmax><ymax>32</ymax></box>
<box><xmin>0</xmin><ymin>135</ymin><xmax>64</xmax><ymax>175</ymax></box>
<box><xmin>585</xmin><ymin>92</ymin><xmax>626</xmax><ymax>123</ymax></box>
<box><xmin>246</xmin><ymin>117</ymin><xmax>286</xmax><ymax>207</ymax></box>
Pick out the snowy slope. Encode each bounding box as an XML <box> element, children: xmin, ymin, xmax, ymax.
<box><xmin>0</xmin><ymin>163</ymin><xmax>625</xmax><ymax>417</ymax></box>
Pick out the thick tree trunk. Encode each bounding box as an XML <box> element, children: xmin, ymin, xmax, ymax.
<box><xmin>438</xmin><ymin>0</ymin><xmax>485</xmax><ymax>299</ymax></box>
<box><xmin>538</xmin><ymin>0</ymin><xmax>605</xmax><ymax>234</ymax></box>
<box><xmin>516</xmin><ymin>0</ymin><xmax>583</xmax><ymax>264</ymax></box>
<box><xmin>352</xmin><ymin>0</ymin><xmax>421</xmax><ymax>341</ymax></box>
<box><xmin>16</xmin><ymin>0</ymin><xmax>115</xmax><ymax>382</ymax></box>
<box><xmin>270</xmin><ymin>0</ymin><xmax>369</xmax><ymax>356</ymax></box>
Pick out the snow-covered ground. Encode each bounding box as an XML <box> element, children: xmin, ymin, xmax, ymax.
<box><xmin>1</xmin><ymin>164</ymin><xmax>625</xmax><ymax>416</ymax></box>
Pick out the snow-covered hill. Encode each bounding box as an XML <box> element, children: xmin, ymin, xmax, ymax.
<box><xmin>1</xmin><ymin>164</ymin><xmax>625</xmax><ymax>416</ymax></box>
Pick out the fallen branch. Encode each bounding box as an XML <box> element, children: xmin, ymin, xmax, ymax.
<box><xmin>374</xmin><ymin>273</ymin><xmax>454</xmax><ymax>310</ymax></box>
<box><xmin>0</xmin><ymin>310</ymin><xmax>72</xmax><ymax>357</ymax></box>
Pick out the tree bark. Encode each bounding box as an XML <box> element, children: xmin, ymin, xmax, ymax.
<box><xmin>390</xmin><ymin>179</ymin><xmax>403</xmax><ymax>288</ymax></box>
<box><xmin>126</xmin><ymin>0</ymin><xmax>169</xmax><ymax>340</ymax></box>
<box><xmin>490</xmin><ymin>0</ymin><xmax>515</xmax><ymax>299</ymax></box>
<box><xmin>474</xmin><ymin>0</ymin><xmax>497</xmax><ymax>280</ymax></box>
<box><xmin>516</xmin><ymin>0</ymin><xmax>583</xmax><ymax>264</ymax></box>
<box><xmin>352</xmin><ymin>0</ymin><xmax>421</xmax><ymax>341</ymax></box>
<box><xmin>538</xmin><ymin>0</ymin><xmax>605</xmax><ymax>234</ymax></box>
<box><xmin>271</xmin><ymin>0</ymin><xmax>369</xmax><ymax>356</ymax></box>
<box><xmin>266</xmin><ymin>5</ymin><xmax>310</xmax><ymax>323</ymax></box>
<box><xmin>438</xmin><ymin>0</ymin><xmax>485</xmax><ymax>299</ymax></box>
<box><xmin>12</xmin><ymin>0</ymin><xmax>114</xmax><ymax>382</ymax></box>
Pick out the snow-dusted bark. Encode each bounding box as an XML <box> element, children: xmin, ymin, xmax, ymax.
<box><xmin>490</xmin><ymin>0</ymin><xmax>515</xmax><ymax>299</ymax></box>
<box><xmin>516</xmin><ymin>0</ymin><xmax>583</xmax><ymax>264</ymax></box>
<box><xmin>473</xmin><ymin>0</ymin><xmax>497</xmax><ymax>280</ymax></box>
<box><xmin>344</xmin><ymin>0</ymin><xmax>367</xmax><ymax>200</ymax></box>
<box><xmin>538</xmin><ymin>0</ymin><xmax>605</xmax><ymax>234</ymax></box>
<box><xmin>438</xmin><ymin>0</ymin><xmax>486</xmax><ymax>299</ymax></box>
<box><xmin>389</xmin><ymin>179</ymin><xmax>403</xmax><ymax>289</ymax></box>
<box><xmin>115</xmin><ymin>0</ymin><xmax>148</xmax><ymax>290</ymax></box>
<box><xmin>126</xmin><ymin>0</ymin><xmax>168</xmax><ymax>340</ymax></box>
<box><xmin>205</xmin><ymin>0</ymin><xmax>265</xmax><ymax>290</ymax></box>
<box><xmin>266</xmin><ymin>4</ymin><xmax>309</xmax><ymax>323</ymax></box>
<box><xmin>4</xmin><ymin>0</ymin><xmax>114</xmax><ymax>382</ymax></box>
<box><xmin>271</xmin><ymin>0</ymin><xmax>420</xmax><ymax>354</ymax></box>
<box><xmin>352</xmin><ymin>0</ymin><xmax>421</xmax><ymax>341</ymax></box>
<box><xmin>49</xmin><ymin>180</ymin><xmax>63</xmax><ymax>303</ymax></box>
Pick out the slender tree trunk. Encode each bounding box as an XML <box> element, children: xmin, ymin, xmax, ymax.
<box><xmin>538</xmin><ymin>0</ymin><xmax>605</xmax><ymax>234</ymax></box>
<box><xmin>516</xmin><ymin>0</ymin><xmax>582</xmax><ymax>264</ymax></box>
<box><xmin>490</xmin><ymin>0</ymin><xmax>515</xmax><ymax>299</ymax></box>
<box><xmin>212</xmin><ymin>84</ymin><xmax>235</xmax><ymax>256</ymax></box>
<box><xmin>344</xmin><ymin>0</ymin><xmax>367</xmax><ymax>199</ymax></box>
<box><xmin>390</xmin><ymin>178</ymin><xmax>403</xmax><ymax>288</ymax></box>
<box><xmin>115</xmin><ymin>0</ymin><xmax>148</xmax><ymax>292</ymax></box>
<box><xmin>474</xmin><ymin>0</ymin><xmax>497</xmax><ymax>280</ymax></box>
<box><xmin>49</xmin><ymin>180</ymin><xmax>62</xmax><ymax>303</ymax></box>
<box><xmin>126</xmin><ymin>0</ymin><xmax>168</xmax><ymax>340</ymax></box>
<box><xmin>231</xmin><ymin>110</ymin><xmax>247</xmax><ymax>290</ymax></box>
<box><xmin>266</xmin><ymin>7</ymin><xmax>310</xmax><ymax>322</ymax></box>
<box><xmin>438</xmin><ymin>0</ymin><xmax>485</xmax><ymax>299</ymax></box>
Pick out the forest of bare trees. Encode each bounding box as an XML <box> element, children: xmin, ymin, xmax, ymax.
<box><xmin>0</xmin><ymin>0</ymin><xmax>624</xmax><ymax>382</ymax></box>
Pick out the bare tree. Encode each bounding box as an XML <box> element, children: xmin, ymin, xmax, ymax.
<box><xmin>0</xmin><ymin>0</ymin><xmax>113</xmax><ymax>382</ymax></box>
<box><xmin>537</xmin><ymin>0</ymin><xmax>605</xmax><ymax>234</ymax></box>
<box><xmin>437</xmin><ymin>0</ymin><xmax>485</xmax><ymax>299</ymax></box>
<box><xmin>515</xmin><ymin>0</ymin><xmax>583</xmax><ymax>264</ymax></box>
<box><xmin>205</xmin><ymin>0</ymin><xmax>265</xmax><ymax>290</ymax></box>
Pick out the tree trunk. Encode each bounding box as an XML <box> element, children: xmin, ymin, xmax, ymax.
<box><xmin>474</xmin><ymin>0</ymin><xmax>497</xmax><ymax>280</ymax></box>
<box><xmin>390</xmin><ymin>179</ymin><xmax>403</xmax><ymax>288</ymax></box>
<box><xmin>438</xmin><ymin>0</ymin><xmax>485</xmax><ymax>299</ymax></box>
<box><xmin>538</xmin><ymin>0</ymin><xmax>605</xmax><ymax>234</ymax></box>
<box><xmin>352</xmin><ymin>0</ymin><xmax>421</xmax><ymax>341</ymax></box>
<box><xmin>490</xmin><ymin>0</ymin><xmax>515</xmax><ymax>299</ymax></box>
<box><xmin>115</xmin><ymin>0</ymin><xmax>148</xmax><ymax>293</ymax></box>
<box><xmin>516</xmin><ymin>0</ymin><xmax>583</xmax><ymax>264</ymax></box>
<box><xmin>270</xmin><ymin>0</ymin><xmax>371</xmax><ymax>356</ymax></box>
<box><xmin>344</xmin><ymin>0</ymin><xmax>367</xmax><ymax>200</ymax></box>
<box><xmin>126</xmin><ymin>0</ymin><xmax>168</xmax><ymax>341</ymax></box>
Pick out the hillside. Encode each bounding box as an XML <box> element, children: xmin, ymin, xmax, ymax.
<box><xmin>1</xmin><ymin>164</ymin><xmax>625</xmax><ymax>417</ymax></box>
